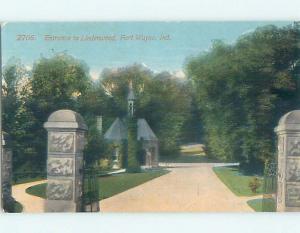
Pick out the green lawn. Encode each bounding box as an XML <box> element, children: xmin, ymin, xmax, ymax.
<box><xmin>247</xmin><ymin>198</ymin><xmax>276</xmax><ymax>212</ymax></box>
<box><xmin>26</xmin><ymin>182</ymin><xmax>47</xmax><ymax>198</ymax></box>
<box><xmin>213</xmin><ymin>166</ymin><xmax>263</xmax><ymax>196</ymax></box>
<box><xmin>180</xmin><ymin>144</ymin><xmax>206</xmax><ymax>156</ymax></box>
<box><xmin>26</xmin><ymin>170</ymin><xmax>169</xmax><ymax>200</ymax></box>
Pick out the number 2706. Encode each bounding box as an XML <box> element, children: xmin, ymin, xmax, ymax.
<box><xmin>16</xmin><ymin>35</ymin><xmax>36</xmax><ymax>41</ymax></box>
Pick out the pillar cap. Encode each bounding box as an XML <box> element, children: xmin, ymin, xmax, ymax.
<box><xmin>44</xmin><ymin>109</ymin><xmax>87</xmax><ymax>130</ymax></box>
<box><xmin>275</xmin><ymin>110</ymin><xmax>300</xmax><ymax>133</ymax></box>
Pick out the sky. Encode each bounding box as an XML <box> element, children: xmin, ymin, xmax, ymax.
<box><xmin>2</xmin><ymin>21</ymin><xmax>291</xmax><ymax>80</ymax></box>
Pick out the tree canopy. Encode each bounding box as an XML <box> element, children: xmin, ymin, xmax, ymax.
<box><xmin>186</xmin><ymin>24</ymin><xmax>300</xmax><ymax>171</ymax></box>
<box><xmin>2</xmin><ymin>56</ymin><xmax>199</xmax><ymax>173</ymax></box>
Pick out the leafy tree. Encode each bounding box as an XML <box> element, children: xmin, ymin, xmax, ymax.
<box><xmin>140</xmin><ymin>73</ymin><xmax>192</xmax><ymax>157</ymax></box>
<box><xmin>101</xmin><ymin>64</ymin><xmax>153</xmax><ymax>117</ymax></box>
<box><xmin>187</xmin><ymin>24</ymin><xmax>300</xmax><ymax>171</ymax></box>
<box><xmin>2</xmin><ymin>58</ymin><xmax>37</xmax><ymax>172</ymax></box>
<box><xmin>101</xmin><ymin>65</ymin><xmax>194</xmax><ymax>158</ymax></box>
<box><xmin>18</xmin><ymin>53</ymin><xmax>92</xmax><ymax>170</ymax></box>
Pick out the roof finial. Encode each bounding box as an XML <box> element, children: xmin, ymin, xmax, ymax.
<box><xmin>127</xmin><ymin>80</ymin><xmax>135</xmax><ymax>100</ymax></box>
<box><xmin>128</xmin><ymin>80</ymin><xmax>135</xmax><ymax>117</ymax></box>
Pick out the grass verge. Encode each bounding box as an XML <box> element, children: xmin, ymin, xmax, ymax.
<box><xmin>26</xmin><ymin>170</ymin><xmax>169</xmax><ymax>200</ymax></box>
<box><xmin>247</xmin><ymin>198</ymin><xmax>276</xmax><ymax>212</ymax></box>
<box><xmin>213</xmin><ymin>166</ymin><xmax>263</xmax><ymax>196</ymax></box>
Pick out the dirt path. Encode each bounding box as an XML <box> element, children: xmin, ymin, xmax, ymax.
<box><xmin>100</xmin><ymin>163</ymin><xmax>256</xmax><ymax>212</ymax></box>
<box><xmin>12</xmin><ymin>180</ymin><xmax>46</xmax><ymax>213</ymax></box>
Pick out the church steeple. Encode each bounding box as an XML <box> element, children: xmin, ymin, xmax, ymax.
<box><xmin>127</xmin><ymin>81</ymin><xmax>135</xmax><ymax>117</ymax></box>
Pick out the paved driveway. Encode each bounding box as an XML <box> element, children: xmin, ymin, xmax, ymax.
<box><xmin>12</xmin><ymin>163</ymin><xmax>256</xmax><ymax>213</ymax></box>
<box><xmin>100</xmin><ymin>163</ymin><xmax>255</xmax><ymax>212</ymax></box>
<box><xmin>12</xmin><ymin>180</ymin><xmax>46</xmax><ymax>213</ymax></box>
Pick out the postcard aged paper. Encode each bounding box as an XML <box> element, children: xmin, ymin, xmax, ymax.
<box><xmin>1</xmin><ymin>21</ymin><xmax>300</xmax><ymax>213</ymax></box>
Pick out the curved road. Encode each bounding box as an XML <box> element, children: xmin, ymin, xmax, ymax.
<box><xmin>12</xmin><ymin>163</ymin><xmax>256</xmax><ymax>212</ymax></box>
<box><xmin>12</xmin><ymin>180</ymin><xmax>46</xmax><ymax>213</ymax></box>
<box><xmin>100</xmin><ymin>163</ymin><xmax>255</xmax><ymax>212</ymax></box>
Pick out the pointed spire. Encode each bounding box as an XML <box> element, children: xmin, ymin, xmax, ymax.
<box><xmin>128</xmin><ymin>80</ymin><xmax>135</xmax><ymax>117</ymax></box>
<box><xmin>127</xmin><ymin>80</ymin><xmax>135</xmax><ymax>101</ymax></box>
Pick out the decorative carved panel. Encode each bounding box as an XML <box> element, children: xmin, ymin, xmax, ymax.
<box><xmin>49</xmin><ymin>132</ymin><xmax>74</xmax><ymax>153</ymax></box>
<box><xmin>286</xmin><ymin>158</ymin><xmax>300</xmax><ymax>182</ymax></box>
<box><xmin>286</xmin><ymin>183</ymin><xmax>300</xmax><ymax>207</ymax></box>
<box><xmin>47</xmin><ymin>158</ymin><xmax>73</xmax><ymax>176</ymax></box>
<box><xmin>47</xmin><ymin>180</ymin><xmax>73</xmax><ymax>200</ymax></box>
<box><xmin>287</xmin><ymin>137</ymin><xmax>300</xmax><ymax>157</ymax></box>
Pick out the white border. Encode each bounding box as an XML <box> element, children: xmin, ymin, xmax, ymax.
<box><xmin>0</xmin><ymin>0</ymin><xmax>299</xmax><ymax>21</ymax></box>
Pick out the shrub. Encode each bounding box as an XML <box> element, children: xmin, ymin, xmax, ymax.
<box><xmin>98</xmin><ymin>159</ymin><xmax>111</xmax><ymax>170</ymax></box>
<box><xmin>248</xmin><ymin>177</ymin><xmax>261</xmax><ymax>193</ymax></box>
<box><xmin>127</xmin><ymin>118</ymin><xmax>141</xmax><ymax>173</ymax></box>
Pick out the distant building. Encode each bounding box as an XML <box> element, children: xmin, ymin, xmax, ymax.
<box><xmin>104</xmin><ymin>82</ymin><xmax>159</xmax><ymax>169</ymax></box>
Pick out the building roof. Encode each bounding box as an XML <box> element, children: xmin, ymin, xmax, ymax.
<box><xmin>137</xmin><ymin>119</ymin><xmax>158</xmax><ymax>141</ymax></box>
<box><xmin>104</xmin><ymin>118</ymin><xmax>127</xmax><ymax>142</ymax></box>
<box><xmin>104</xmin><ymin>118</ymin><xmax>158</xmax><ymax>142</ymax></box>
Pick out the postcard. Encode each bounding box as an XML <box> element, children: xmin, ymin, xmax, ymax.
<box><xmin>1</xmin><ymin>21</ymin><xmax>299</xmax><ymax>213</ymax></box>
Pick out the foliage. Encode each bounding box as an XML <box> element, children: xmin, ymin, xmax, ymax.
<box><xmin>248</xmin><ymin>177</ymin><xmax>262</xmax><ymax>193</ymax></box>
<box><xmin>101</xmin><ymin>65</ymin><xmax>198</xmax><ymax>158</ymax></box>
<box><xmin>13</xmin><ymin>172</ymin><xmax>46</xmax><ymax>185</ymax></box>
<box><xmin>2</xmin><ymin>54</ymin><xmax>200</xmax><ymax>175</ymax></box>
<box><xmin>83</xmin><ymin>117</ymin><xmax>109</xmax><ymax>166</ymax></box>
<box><xmin>1</xmin><ymin>58</ymin><xmax>40</xmax><ymax>171</ymax></box>
<box><xmin>213</xmin><ymin>166</ymin><xmax>263</xmax><ymax>196</ymax></box>
<box><xmin>187</xmin><ymin>24</ymin><xmax>300</xmax><ymax>170</ymax></box>
<box><xmin>1</xmin><ymin>54</ymin><xmax>93</xmax><ymax>172</ymax></box>
<box><xmin>4</xmin><ymin>200</ymin><xmax>23</xmax><ymax>213</ymax></box>
<box><xmin>127</xmin><ymin>117</ymin><xmax>141</xmax><ymax>172</ymax></box>
<box><xmin>98</xmin><ymin>159</ymin><xmax>111</xmax><ymax>170</ymax></box>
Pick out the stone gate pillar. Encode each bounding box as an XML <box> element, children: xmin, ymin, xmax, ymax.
<box><xmin>275</xmin><ymin>110</ymin><xmax>300</xmax><ymax>212</ymax></box>
<box><xmin>44</xmin><ymin>110</ymin><xmax>87</xmax><ymax>212</ymax></box>
<box><xmin>1</xmin><ymin>131</ymin><xmax>14</xmax><ymax>211</ymax></box>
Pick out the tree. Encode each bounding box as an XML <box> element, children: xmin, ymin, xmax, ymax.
<box><xmin>101</xmin><ymin>65</ymin><xmax>194</xmax><ymax>158</ymax></box>
<box><xmin>140</xmin><ymin>73</ymin><xmax>193</xmax><ymax>157</ymax></box>
<box><xmin>186</xmin><ymin>24</ymin><xmax>300</xmax><ymax>171</ymax></box>
<box><xmin>2</xmin><ymin>58</ymin><xmax>37</xmax><ymax>172</ymax></box>
<box><xmin>24</xmin><ymin>53</ymin><xmax>92</xmax><ymax>170</ymax></box>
